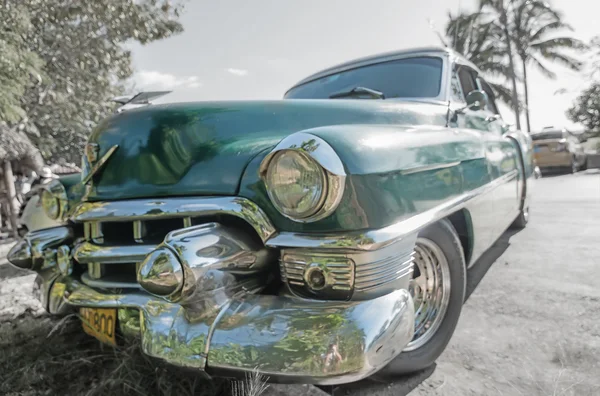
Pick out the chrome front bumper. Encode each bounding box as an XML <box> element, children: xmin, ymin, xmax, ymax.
<box><xmin>44</xmin><ymin>274</ymin><xmax>414</xmax><ymax>384</ymax></box>
<box><xmin>9</xmin><ymin>221</ymin><xmax>416</xmax><ymax>385</ymax></box>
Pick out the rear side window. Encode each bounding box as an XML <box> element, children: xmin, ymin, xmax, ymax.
<box><xmin>285</xmin><ymin>57</ymin><xmax>443</xmax><ymax>99</ymax></box>
<box><xmin>457</xmin><ymin>67</ymin><xmax>478</xmax><ymax>96</ymax></box>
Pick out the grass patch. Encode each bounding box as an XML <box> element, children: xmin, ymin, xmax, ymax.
<box><xmin>0</xmin><ymin>313</ymin><xmax>234</xmax><ymax>396</ymax></box>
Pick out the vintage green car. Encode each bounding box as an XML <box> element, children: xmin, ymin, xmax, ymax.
<box><xmin>8</xmin><ymin>47</ymin><xmax>533</xmax><ymax>384</ymax></box>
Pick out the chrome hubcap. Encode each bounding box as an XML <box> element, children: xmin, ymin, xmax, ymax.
<box><xmin>404</xmin><ymin>237</ymin><xmax>451</xmax><ymax>351</ymax></box>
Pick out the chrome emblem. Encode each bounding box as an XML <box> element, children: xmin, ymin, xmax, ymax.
<box><xmin>85</xmin><ymin>143</ymin><xmax>100</xmax><ymax>164</ymax></box>
<box><xmin>82</xmin><ymin>144</ymin><xmax>119</xmax><ymax>185</ymax></box>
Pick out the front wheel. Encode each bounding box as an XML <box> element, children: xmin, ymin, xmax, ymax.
<box><xmin>377</xmin><ymin>219</ymin><xmax>466</xmax><ymax>376</ymax></box>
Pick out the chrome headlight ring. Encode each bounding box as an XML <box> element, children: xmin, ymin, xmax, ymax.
<box><xmin>40</xmin><ymin>179</ymin><xmax>69</xmax><ymax>221</ymax></box>
<box><xmin>259</xmin><ymin>132</ymin><xmax>346</xmax><ymax>223</ymax></box>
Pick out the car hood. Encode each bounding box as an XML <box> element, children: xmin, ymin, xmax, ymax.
<box><xmin>85</xmin><ymin>99</ymin><xmax>448</xmax><ymax>201</ymax></box>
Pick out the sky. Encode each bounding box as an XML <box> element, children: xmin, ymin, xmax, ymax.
<box><xmin>129</xmin><ymin>0</ymin><xmax>599</xmax><ymax>132</ymax></box>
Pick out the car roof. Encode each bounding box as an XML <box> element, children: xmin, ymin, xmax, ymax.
<box><xmin>287</xmin><ymin>46</ymin><xmax>481</xmax><ymax>93</ymax></box>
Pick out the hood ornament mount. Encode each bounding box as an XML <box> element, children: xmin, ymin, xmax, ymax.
<box><xmin>82</xmin><ymin>144</ymin><xmax>119</xmax><ymax>185</ymax></box>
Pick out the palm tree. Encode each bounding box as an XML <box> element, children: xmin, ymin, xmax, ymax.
<box><xmin>478</xmin><ymin>0</ymin><xmax>523</xmax><ymax>130</ymax></box>
<box><xmin>445</xmin><ymin>11</ymin><xmax>519</xmax><ymax>110</ymax></box>
<box><xmin>512</xmin><ymin>1</ymin><xmax>585</xmax><ymax>132</ymax></box>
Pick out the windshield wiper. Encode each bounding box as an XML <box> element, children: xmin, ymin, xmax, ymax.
<box><xmin>329</xmin><ymin>86</ymin><xmax>385</xmax><ymax>99</ymax></box>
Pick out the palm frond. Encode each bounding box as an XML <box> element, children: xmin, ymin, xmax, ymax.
<box><xmin>529</xmin><ymin>56</ymin><xmax>557</xmax><ymax>79</ymax></box>
<box><xmin>537</xmin><ymin>50</ymin><xmax>583</xmax><ymax>71</ymax></box>
<box><xmin>529</xmin><ymin>21</ymin><xmax>573</xmax><ymax>42</ymax></box>
<box><xmin>488</xmin><ymin>81</ymin><xmax>518</xmax><ymax>109</ymax></box>
<box><xmin>532</xmin><ymin>37</ymin><xmax>588</xmax><ymax>52</ymax></box>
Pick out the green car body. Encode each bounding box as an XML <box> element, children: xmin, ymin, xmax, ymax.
<box><xmin>9</xmin><ymin>47</ymin><xmax>533</xmax><ymax>384</ymax></box>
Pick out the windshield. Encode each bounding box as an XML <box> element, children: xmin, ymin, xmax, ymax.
<box><xmin>532</xmin><ymin>131</ymin><xmax>564</xmax><ymax>141</ymax></box>
<box><xmin>285</xmin><ymin>56</ymin><xmax>444</xmax><ymax>99</ymax></box>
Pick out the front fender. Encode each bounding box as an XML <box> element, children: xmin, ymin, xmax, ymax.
<box><xmin>238</xmin><ymin>124</ymin><xmax>490</xmax><ymax>233</ymax></box>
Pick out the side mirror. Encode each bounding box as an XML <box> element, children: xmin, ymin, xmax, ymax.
<box><xmin>465</xmin><ymin>90</ymin><xmax>487</xmax><ymax>111</ymax></box>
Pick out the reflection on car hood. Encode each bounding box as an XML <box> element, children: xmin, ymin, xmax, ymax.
<box><xmin>85</xmin><ymin>100</ymin><xmax>448</xmax><ymax>201</ymax></box>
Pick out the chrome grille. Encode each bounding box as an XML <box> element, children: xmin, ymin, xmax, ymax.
<box><xmin>69</xmin><ymin>197</ymin><xmax>277</xmax><ymax>291</ymax></box>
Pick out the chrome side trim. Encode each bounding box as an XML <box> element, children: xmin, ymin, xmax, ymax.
<box><xmin>69</xmin><ymin>196</ymin><xmax>277</xmax><ymax>243</ymax></box>
<box><xmin>267</xmin><ymin>170</ymin><xmax>518</xmax><ymax>251</ymax></box>
<box><xmin>73</xmin><ymin>242</ymin><xmax>155</xmax><ymax>264</ymax></box>
<box><xmin>400</xmin><ymin>161</ymin><xmax>461</xmax><ymax>176</ymax></box>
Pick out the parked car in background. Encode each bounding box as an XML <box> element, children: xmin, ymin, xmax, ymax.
<box><xmin>531</xmin><ymin>127</ymin><xmax>587</xmax><ymax>174</ymax></box>
<box><xmin>7</xmin><ymin>47</ymin><xmax>534</xmax><ymax>385</ymax></box>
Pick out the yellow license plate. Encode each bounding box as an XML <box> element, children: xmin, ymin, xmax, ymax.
<box><xmin>80</xmin><ymin>308</ymin><xmax>117</xmax><ymax>346</ymax></box>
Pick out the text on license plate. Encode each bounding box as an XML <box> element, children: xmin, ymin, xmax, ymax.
<box><xmin>80</xmin><ymin>307</ymin><xmax>117</xmax><ymax>346</ymax></box>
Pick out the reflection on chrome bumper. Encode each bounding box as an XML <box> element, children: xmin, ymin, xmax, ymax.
<box><xmin>47</xmin><ymin>276</ymin><xmax>413</xmax><ymax>385</ymax></box>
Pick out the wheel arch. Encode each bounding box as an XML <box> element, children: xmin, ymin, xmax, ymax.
<box><xmin>445</xmin><ymin>209</ymin><xmax>473</xmax><ymax>265</ymax></box>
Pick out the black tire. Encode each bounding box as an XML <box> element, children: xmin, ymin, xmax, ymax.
<box><xmin>569</xmin><ymin>156</ymin><xmax>578</xmax><ymax>174</ymax></box>
<box><xmin>511</xmin><ymin>205</ymin><xmax>529</xmax><ymax>229</ymax></box>
<box><xmin>377</xmin><ymin>219</ymin><xmax>466</xmax><ymax>376</ymax></box>
<box><xmin>581</xmin><ymin>157</ymin><xmax>588</xmax><ymax>171</ymax></box>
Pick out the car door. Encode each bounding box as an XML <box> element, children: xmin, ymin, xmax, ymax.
<box><xmin>476</xmin><ymin>77</ymin><xmax>521</xmax><ymax>235</ymax></box>
<box><xmin>449</xmin><ymin>66</ymin><xmax>496</xmax><ymax>263</ymax></box>
<box><xmin>451</xmin><ymin>66</ymin><xmax>520</xmax><ymax>259</ymax></box>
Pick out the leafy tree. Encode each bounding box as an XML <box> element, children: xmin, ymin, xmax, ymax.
<box><xmin>512</xmin><ymin>1</ymin><xmax>585</xmax><ymax>132</ymax></box>
<box><xmin>17</xmin><ymin>0</ymin><xmax>184</xmax><ymax>163</ymax></box>
<box><xmin>567</xmin><ymin>83</ymin><xmax>600</xmax><ymax>131</ymax></box>
<box><xmin>0</xmin><ymin>2</ymin><xmax>43</xmax><ymax>124</ymax></box>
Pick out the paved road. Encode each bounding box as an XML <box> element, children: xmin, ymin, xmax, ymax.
<box><xmin>330</xmin><ymin>170</ymin><xmax>600</xmax><ymax>396</ymax></box>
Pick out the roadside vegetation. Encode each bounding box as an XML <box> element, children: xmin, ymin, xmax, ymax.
<box><xmin>0</xmin><ymin>314</ymin><xmax>231</xmax><ymax>396</ymax></box>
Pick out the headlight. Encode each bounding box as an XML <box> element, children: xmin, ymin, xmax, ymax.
<box><xmin>265</xmin><ymin>150</ymin><xmax>326</xmax><ymax>219</ymax></box>
<box><xmin>41</xmin><ymin>189</ymin><xmax>60</xmax><ymax>220</ymax></box>
<box><xmin>40</xmin><ymin>180</ymin><xmax>68</xmax><ymax>221</ymax></box>
<box><xmin>260</xmin><ymin>132</ymin><xmax>346</xmax><ymax>223</ymax></box>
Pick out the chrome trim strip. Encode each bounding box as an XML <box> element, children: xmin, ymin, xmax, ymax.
<box><xmin>73</xmin><ymin>242</ymin><xmax>155</xmax><ymax>264</ymax></box>
<box><xmin>82</xmin><ymin>145</ymin><xmax>119</xmax><ymax>185</ymax></box>
<box><xmin>259</xmin><ymin>132</ymin><xmax>347</xmax><ymax>176</ymax></box>
<box><xmin>267</xmin><ymin>170</ymin><xmax>518</xmax><ymax>251</ymax></box>
<box><xmin>401</xmin><ymin>161</ymin><xmax>461</xmax><ymax>176</ymax></box>
<box><xmin>69</xmin><ymin>196</ymin><xmax>277</xmax><ymax>243</ymax></box>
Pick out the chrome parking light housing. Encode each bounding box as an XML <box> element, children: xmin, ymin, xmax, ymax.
<box><xmin>40</xmin><ymin>179</ymin><xmax>69</xmax><ymax>221</ymax></box>
<box><xmin>259</xmin><ymin>132</ymin><xmax>346</xmax><ymax>223</ymax></box>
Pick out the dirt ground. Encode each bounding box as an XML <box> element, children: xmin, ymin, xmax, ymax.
<box><xmin>1</xmin><ymin>171</ymin><xmax>599</xmax><ymax>396</ymax></box>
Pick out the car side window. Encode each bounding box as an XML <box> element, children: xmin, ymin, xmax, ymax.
<box><xmin>478</xmin><ymin>78</ymin><xmax>500</xmax><ymax>115</ymax></box>
<box><xmin>457</xmin><ymin>67</ymin><xmax>478</xmax><ymax>97</ymax></box>
<box><xmin>450</xmin><ymin>73</ymin><xmax>466</xmax><ymax>103</ymax></box>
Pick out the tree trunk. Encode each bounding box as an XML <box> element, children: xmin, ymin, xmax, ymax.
<box><xmin>500</xmin><ymin>4</ymin><xmax>522</xmax><ymax>130</ymax></box>
<box><xmin>3</xmin><ymin>161</ymin><xmax>20</xmax><ymax>238</ymax></box>
<box><xmin>522</xmin><ymin>57</ymin><xmax>531</xmax><ymax>133</ymax></box>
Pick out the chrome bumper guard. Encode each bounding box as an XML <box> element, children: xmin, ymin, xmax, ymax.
<box><xmin>47</xmin><ymin>276</ymin><xmax>413</xmax><ymax>384</ymax></box>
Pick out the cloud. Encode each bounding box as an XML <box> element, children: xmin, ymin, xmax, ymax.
<box><xmin>226</xmin><ymin>68</ymin><xmax>248</xmax><ymax>76</ymax></box>
<box><xmin>135</xmin><ymin>70</ymin><xmax>202</xmax><ymax>90</ymax></box>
